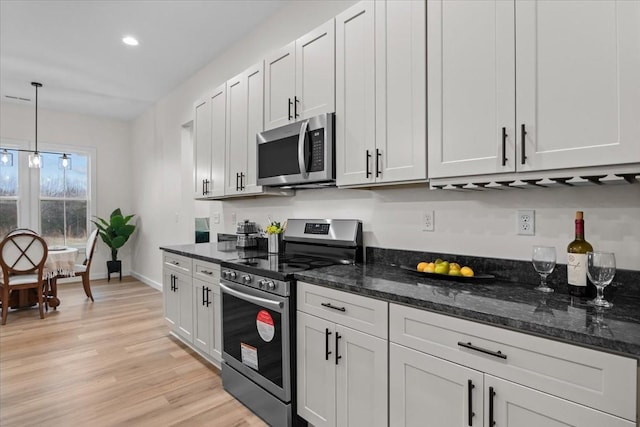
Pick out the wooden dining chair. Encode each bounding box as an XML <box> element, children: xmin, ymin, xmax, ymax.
<box><xmin>50</xmin><ymin>229</ymin><xmax>99</xmax><ymax>303</ymax></box>
<box><xmin>0</xmin><ymin>232</ymin><xmax>48</xmax><ymax>325</ymax></box>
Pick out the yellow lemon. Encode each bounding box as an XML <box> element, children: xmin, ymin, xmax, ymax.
<box><xmin>460</xmin><ymin>266</ymin><xmax>474</xmax><ymax>277</ymax></box>
<box><xmin>434</xmin><ymin>263</ymin><xmax>449</xmax><ymax>275</ymax></box>
<box><xmin>449</xmin><ymin>269</ymin><xmax>461</xmax><ymax>276</ymax></box>
<box><xmin>417</xmin><ymin>262</ymin><xmax>429</xmax><ymax>272</ymax></box>
<box><xmin>450</xmin><ymin>263</ymin><xmax>461</xmax><ymax>270</ymax></box>
<box><xmin>424</xmin><ymin>263</ymin><xmax>436</xmax><ymax>273</ymax></box>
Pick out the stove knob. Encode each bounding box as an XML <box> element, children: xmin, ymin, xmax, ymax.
<box><xmin>228</xmin><ymin>271</ymin><xmax>237</xmax><ymax>280</ymax></box>
<box><xmin>266</xmin><ymin>281</ymin><xmax>276</xmax><ymax>291</ymax></box>
<box><xmin>258</xmin><ymin>280</ymin><xmax>266</xmax><ymax>289</ymax></box>
<box><xmin>242</xmin><ymin>275</ymin><xmax>252</xmax><ymax>284</ymax></box>
<box><xmin>222</xmin><ymin>270</ymin><xmax>229</xmax><ymax>279</ymax></box>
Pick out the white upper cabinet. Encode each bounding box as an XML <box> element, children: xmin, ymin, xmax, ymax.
<box><xmin>428</xmin><ymin>0</ymin><xmax>640</xmax><ymax>179</ymax></box>
<box><xmin>225</xmin><ymin>62</ymin><xmax>265</xmax><ymax>196</ymax></box>
<box><xmin>336</xmin><ymin>0</ymin><xmax>426</xmax><ymax>187</ymax></box>
<box><xmin>193</xmin><ymin>97</ymin><xmax>212</xmax><ymax>198</ymax></box>
<box><xmin>264</xmin><ymin>20</ymin><xmax>335</xmax><ymax>131</ymax></box>
<box><xmin>209</xmin><ymin>84</ymin><xmax>226</xmax><ymax>198</ymax></box>
<box><xmin>515</xmin><ymin>0</ymin><xmax>640</xmax><ymax>172</ymax></box>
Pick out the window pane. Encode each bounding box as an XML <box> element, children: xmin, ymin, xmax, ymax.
<box><xmin>0</xmin><ymin>149</ymin><xmax>18</xmax><ymax>196</ymax></box>
<box><xmin>66</xmin><ymin>154</ymin><xmax>88</xmax><ymax>198</ymax></box>
<box><xmin>41</xmin><ymin>200</ymin><xmax>65</xmax><ymax>246</ymax></box>
<box><xmin>40</xmin><ymin>153</ymin><xmax>65</xmax><ymax>197</ymax></box>
<box><xmin>0</xmin><ymin>200</ymin><xmax>18</xmax><ymax>236</ymax></box>
<box><xmin>65</xmin><ymin>200</ymin><xmax>88</xmax><ymax>246</ymax></box>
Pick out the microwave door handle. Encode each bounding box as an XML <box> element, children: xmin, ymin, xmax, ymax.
<box><xmin>298</xmin><ymin>120</ymin><xmax>310</xmax><ymax>178</ymax></box>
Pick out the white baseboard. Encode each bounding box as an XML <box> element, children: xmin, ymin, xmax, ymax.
<box><xmin>131</xmin><ymin>271</ymin><xmax>162</xmax><ymax>291</ymax></box>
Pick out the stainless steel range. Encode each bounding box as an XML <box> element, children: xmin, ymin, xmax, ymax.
<box><xmin>220</xmin><ymin>219</ymin><xmax>362</xmax><ymax>426</ymax></box>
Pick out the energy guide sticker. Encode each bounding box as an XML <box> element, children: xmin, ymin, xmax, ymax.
<box><xmin>256</xmin><ymin>309</ymin><xmax>275</xmax><ymax>342</ymax></box>
<box><xmin>241</xmin><ymin>343</ymin><xmax>258</xmax><ymax>370</ymax></box>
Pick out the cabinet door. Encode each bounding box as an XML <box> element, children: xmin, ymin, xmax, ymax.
<box><xmin>297</xmin><ymin>311</ymin><xmax>336</xmax><ymax>427</ymax></box>
<box><xmin>390</xmin><ymin>343</ymin><xmax>484</xmax><ymax>427</ymax></box>
<box><xmin>427</xmin><ymin>0</ymin><xmax>515</xmax><ymax>178</ymax></box>
<box><xmin>335</xmin><ymin>325</ymin><xmax>387</xmax><ymax>427</ymax></box>
<box><xmin>225</xmin><ymin>72</ymin><xmax>248</xmax><ymax>196</ymax></box>
<box><xmin>265</xmin><ymin>42</ymin><xmax>295</xmax><ymax>131</ymax></box>
<box><xmin>486</xmin><ymin>375</ymin><xmax>635</xmax><ymax>427</ymax></box>
<box><xmin>175</xmin><ymin>271</ymin><xmax>193</xmax><ymax>343</ymax></box>
<box><xmin>243</xmin><ymin>62</ymin><xmax>265</xmax><ymax>195</ymax></box>
<box><xmin>162</xmin><ymin>269</ymin><xmax>179</xmax><ymax>330</ymax></box>
<box><xmin>193</xmin><ymin>279</ymin><xmax>212</xmax><ymax>355</ymax></box>
<box><xmin>209</xmin><ymin>84</ymin><xmax>226</xmax><ymax>198</ymax></box>
<box><xmin>516</xmin><ymin>0</ymin><xmax>640</xmax><ymax>171</ymax></box>
<box><xmin>375</xmin><ymin>0</ymin><xmax>426</xmax><ymax>184</ymax></box>
<box><xmin>296</xmin><ymin>19</ymin><xmax>335</xmax><ymax>121</ymax></box>
<box><xmin>211</xmin><ymin>283</ymin><xmax>222</xmax><ymax>363</ymax></box>
<box><xmin>335</xmin><ymin>1</ymin><xmax>376</xmax><ymax>186</ymax></box>
<box><xmin>193</xmin><ymin>98</ymin><xmax>211</xmax><ymax>197</ymax></box>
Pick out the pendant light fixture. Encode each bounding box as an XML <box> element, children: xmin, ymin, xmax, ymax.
<box><xmin>0</xmin><ymin>82</ymin><xmax>71</xmax><ymax>170</ymax></box>
<box><xmin>28</xmin><ymin>82</ymin><xmax>43</xmax><ymax>168</ymax></box>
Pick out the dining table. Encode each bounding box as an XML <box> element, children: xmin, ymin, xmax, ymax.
<box><xmin>9</xmin><ymin>246</ymin><xmax>78</xmax><ymax>309</ymax></box>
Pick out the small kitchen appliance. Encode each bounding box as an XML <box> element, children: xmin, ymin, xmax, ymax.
<box><xmin>236</xmin><ymin>220</ymin><xmax>259</xmax><ymax>248</ymax></box>
<box><xmin>220</xmin><ymin>218</ymin><xmax>362</xmax><ymax>426</ymax></box>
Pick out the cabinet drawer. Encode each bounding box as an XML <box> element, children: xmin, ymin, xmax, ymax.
<box><xmin>390</xmin><ymin>303</ymin><xmax>637</xmax><ymax>421</ymax></box>
<box><xmin>193</xmin><ymin>259</ymin><xmax>220</xmax><ymax>283</ymax></box>
<box><xmin>163</xmin><ymin>252</ymin><xmax>192</xmax><ymax>275</ymax></box>
<box><xmin>297</xmin><ymin>282</ymin><xmax>388</xmax><ymax>339</ymax></box>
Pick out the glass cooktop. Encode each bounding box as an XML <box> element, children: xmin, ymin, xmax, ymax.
<box><xmin>222</xmin><ymin>253</ymin><xmax>345</xmax><ymax>280</ymax></box>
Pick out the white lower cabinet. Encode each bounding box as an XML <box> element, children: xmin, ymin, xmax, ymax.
<box><xmin>162</xmin><ymin>252</ymin><xmax>222</xmax><ymax>367</ymax></box>
<box><xmin>390</xmin><ymin>343</ymin><xmax>483</xmax><ymax>427</ymax></box>
<box><xmin>297</xmin><ymin>282</ymin><xmax>388</xmax><ymax>427</ymax></box>
<box><xmin>163</xmin><ymin>253</ymin><xmax>193</xmax><ymax>343</ymax></box>
<box><xmin>192</xmin><ymin>260</ymin><xmax>221</xmax><ymax>364</ymax></box>
<box><xmin>389</xmin><ymin>303</ymin><xmax>637</xmax><ymax>426</ymax></box>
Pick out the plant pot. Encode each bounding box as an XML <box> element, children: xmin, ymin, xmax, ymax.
<box><xmin>268</xmin><ymin>233</ymin><xmax>283</xmax><ymax>254</ymax></box>
<box><xmin>107</xmin><ymin>260</ymin><xmax>122</xmax><ymax>282</ymax></box>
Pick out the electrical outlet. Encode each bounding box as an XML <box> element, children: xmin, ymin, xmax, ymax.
<box><xmin>231</xmin><ymin>212</ymin><xmax>237</xmax><ymax>225</ymax></box>
<box><xmin>422</xmin><ymin>210</ymin><xmax>435</xmax><ymax>232</ymax></box>
<box><xmin>213</xmin><ymin>212</ymin><xmax>220</xmax><ymax>224</ymax></box>
<box><xmin>517</xmin><ymin>210</ymin><xmax>535</xmax><ymax>236</ymax></box>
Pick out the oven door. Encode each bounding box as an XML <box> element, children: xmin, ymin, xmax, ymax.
<box><xmin>220</xmin><ymin>280</ymin><xmax>290</xmax><ymax>402</ymax></box>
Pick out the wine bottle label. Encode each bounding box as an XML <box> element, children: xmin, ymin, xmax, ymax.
<box><xmin>567</xmin><ymin>253</ymin><xmax>587</xmax><ymax>287</ymax></box>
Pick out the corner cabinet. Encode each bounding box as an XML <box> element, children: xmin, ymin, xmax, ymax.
<box><xmin>389</xmin><ymin>303</ymin><xmax>637</xmax><ymax>426</ymax></box>
<box><xmin>162</xmin><ymin>252</ymin><xmax>222</xmax><ymax>367</ymax></box>
<box><xmin>428</xmin><ymin>0</ymin><xmax>640</xmax><ymax>179</ymax></box>
<box><xmin>264</xmin><ymin>19</ymin><xmax>335</xmax><ymax>131</ymax></box>
<box><xmin>296</xmin><ymin>282</ymin><xmax>388</xmax><ymax>427</ymax></box>
<box><xmin>336</xmin><ymin>0</ymin><xmax>426</xmax><ymax>187</ymax></box>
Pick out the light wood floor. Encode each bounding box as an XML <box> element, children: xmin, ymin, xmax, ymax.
<box><xmin>0</xmin><ymin>277</ymin><xmax>267</xmax><ymax>427</ymax></box>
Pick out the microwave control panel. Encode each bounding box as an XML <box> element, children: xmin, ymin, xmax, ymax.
<box><xmin>309</xmin><ymin>129</ymin><xmax>324</xmax><ymax>172</ymax></box>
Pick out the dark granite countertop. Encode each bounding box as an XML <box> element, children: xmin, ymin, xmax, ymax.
<box><xmin>294</xmin><ymin>263</ymin><xmax>640</xmax><ymax>360</ymax></box>
<box><xmin>160</xmin><ymin>242</ymin><xmax>263</xmax><ymax>264</ymax></box>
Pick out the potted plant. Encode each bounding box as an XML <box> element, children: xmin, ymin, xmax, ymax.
<box><xmin>92</xmin><ymin>208</ymin><xmax>136</xmax><ymax>282</ymax></box>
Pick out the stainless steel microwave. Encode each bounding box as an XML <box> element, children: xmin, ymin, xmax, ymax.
<box><xmin>257</xmin><ymin>113</ymin><xmax>335</xmax><ymax>187</ymax></box>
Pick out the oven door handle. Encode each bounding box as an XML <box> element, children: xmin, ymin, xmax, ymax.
<box><xmin>220</xmin><ymin>282</ymin><xmax>284</xmax><ymax>310</ymax></box>
<box><xmin>297</xmin><ymin>119</ymin><xmax>310</xmax><ymax>179</ymax></box>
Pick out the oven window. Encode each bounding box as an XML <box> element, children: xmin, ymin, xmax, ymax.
<box><xmin>222</xmin><ymin>293</ymin><xmax>283</xmax><ymax>387</ymax></box>
<box><xmin>258</xmin><ymin>135</ymin><xmax>300</xmax><ymax>178</ymax></box>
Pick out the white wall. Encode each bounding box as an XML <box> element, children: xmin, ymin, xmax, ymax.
<box><xmin>0</xmin><ymin>102</ymin><xmax>134</xmax><ymax>277</ymax></box>
<box><xmin>130</xmin><ymin>0</ymin><xmax>640</xmax><ymax>289</ymax></box>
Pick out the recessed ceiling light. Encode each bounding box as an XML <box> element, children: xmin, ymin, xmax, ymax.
<box><xmin>122</xmin><ymin>36</ymin><xmax>139</xmax><ymax>46</ymax></box>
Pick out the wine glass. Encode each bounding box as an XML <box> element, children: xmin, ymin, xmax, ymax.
<box><xmin>532</xmin><ymin>246</ymin><xmax>556</xmax><ymax>293</ymax></box>
<box><xmin>586</xmin><ymin>251</ymin><xmax>616</xmax><ymax>308</ymax></box>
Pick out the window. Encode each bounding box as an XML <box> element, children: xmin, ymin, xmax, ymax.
<box><xmin>0</xmin><ymin>149</ymin><xmax>19</xmax><ymax>236</ymax></box>
<box><xmin>0</xmin><ymin>142</ymin><xmax>94</xmax><ymax>246</ymax></box>
<box><xmin>39</xmin><ymin>152</ymin><xmax>89</xmax><ymax>246</ymax></box>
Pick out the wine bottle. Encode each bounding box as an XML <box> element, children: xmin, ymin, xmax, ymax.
<box><xmin>567</xmin><ymin>211</ymin><xmax>595</xmax><ymax>297</ymax></box>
